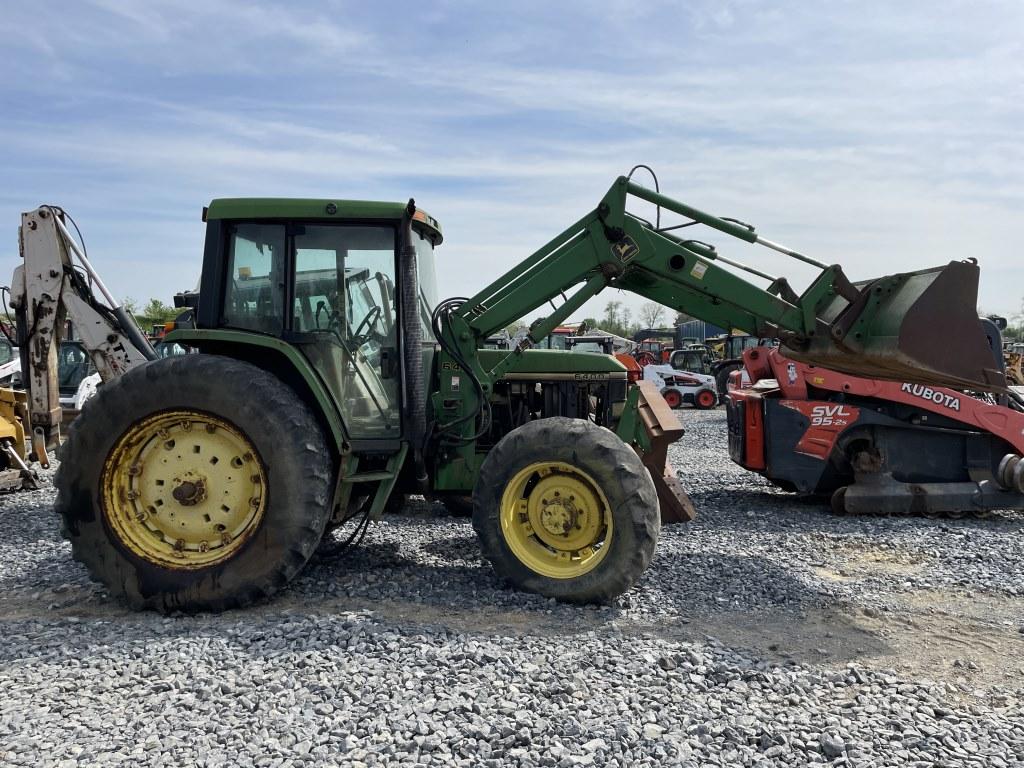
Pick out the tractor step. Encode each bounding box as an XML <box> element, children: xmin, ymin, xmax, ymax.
<box><xmin>329</xmin><ymin>446</ymin><xmax>409</xmax><ymax>527</ymax></box>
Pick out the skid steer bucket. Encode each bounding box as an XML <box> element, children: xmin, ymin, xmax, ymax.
<box><xmin>787</xmin><ymin>260</ymin><xmax>1004</xmax><ymax>392</ymax></box>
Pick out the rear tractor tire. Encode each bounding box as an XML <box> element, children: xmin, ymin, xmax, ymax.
<box><xmin>56</xmin><ymin>354</ymin><xmax>334</xmax><ymax>612</ymax></box>
<box><xmin>472</xmin><ymin>417</ymin><xmax>660</xmax><ymax>603</ymax></box>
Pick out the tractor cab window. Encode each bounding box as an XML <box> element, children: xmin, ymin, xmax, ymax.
<box><xmin>223</xmin><ymin>223</ymin><xmax>287</xmax><ymax>334</ymax></box>
<box><xmin>568</xmin><ymin>341</ymin><xmax>611</xmax><ymax>354</ymax></box>
<box><xmin>413</xmin><ymin>226</ymin><xmax>439</xmax><ymax>339</ymax></box>
<box><xmin>292</xmin><ymin>225</ymin><xmax>400</xmax><ymax>439</ymax></box>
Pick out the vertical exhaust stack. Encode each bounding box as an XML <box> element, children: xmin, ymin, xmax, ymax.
<box><xmin>786</xmin><ymin>260</ymin><xmax>1004</xmax><ymax>392</ymax></box>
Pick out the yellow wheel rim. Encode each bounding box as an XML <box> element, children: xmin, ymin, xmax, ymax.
<box><xmin>102</xmin><ymin>410</ymin><xmax>267</xmax><ymax>569</ymax></box>
<box><xmin>499</xmin><ymin>461</ymin><xmax>613</xmax><ymax>579</ymax></box>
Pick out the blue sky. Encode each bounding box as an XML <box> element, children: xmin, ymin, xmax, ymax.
<box><xmin>2</xmin><ymin>0</ymin><xmax>1022</xmax><ymax>324</ymax></box>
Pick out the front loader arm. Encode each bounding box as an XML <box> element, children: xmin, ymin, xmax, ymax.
<box><xmin>442</xmin><ymin>176</ymin><xmax>997</xmax><ymax>394</ymax></box>
<box><xmin>8</xmin><ymin>206</ymin><xmax>157</xmax><ymax>465</ymax></box>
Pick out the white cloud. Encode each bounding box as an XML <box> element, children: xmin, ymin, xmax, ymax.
<box><xmin>1</xmin><ymin>0</ymin><xmax>1021</xmax><ymax>326</ymax></box>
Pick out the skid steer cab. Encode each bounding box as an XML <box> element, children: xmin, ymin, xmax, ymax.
<box><xmin>36</xmin><ymin>173</ymin><xmax>992</xmax><ymax>612</ymax></box>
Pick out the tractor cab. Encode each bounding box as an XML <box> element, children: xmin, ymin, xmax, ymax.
<box><xmin>564</xmin><ymin>335</ymin><xmax>616</xmax><ymax>355</ymax></box>
<box><xmin>708</xmin><ymin>332</ymin><xmax>769</xmax><ymax>361</ymax></box>
<box><xmin>182</xmin><ymin>198</ymin><xmax>443</xmax><ymax>443</ymax></box>
<box><xmin>535</xmin><ymin>326</ymin><xmax>578</xmax><ymax>349</ymax></box>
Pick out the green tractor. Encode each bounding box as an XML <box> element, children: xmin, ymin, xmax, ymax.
<box><xmin>42</xmin><ymin>176</ymin><xmax>994</xmax><ymax>611</ymax></box>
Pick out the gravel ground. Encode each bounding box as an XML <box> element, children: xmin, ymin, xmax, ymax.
<box><xmin>1</xmin><ymin>409</ymin><xmax>1023</xmax><ymax>766</ymax></box>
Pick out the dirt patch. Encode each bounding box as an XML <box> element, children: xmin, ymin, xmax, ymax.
<box><xmin>4</xmin><ymin>575</ymin><xmax>1022</xmax><ymax>702</ymax></box>
<box><xmin>665</xmin><ymin>591</ymin><xmax>1024</xmax><ymax>701</ymax></box>
<box><xmin>809</xmin><ymin>542</ymin><xmax>930</xmax><ymax>583</ymax></box>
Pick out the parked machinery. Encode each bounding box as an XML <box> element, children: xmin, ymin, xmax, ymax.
<box><xmin>0</xmin><ymin>337</ymin><xmax>18</xmax><ymax>385</ymax></box>
<box><xmin>727</xmin><ymin>317</ymin><xmax>1024</xmax><ymax>515</ymax></box>
<box><xmin>631</xmin><ymin>328</ymin><xmax>676</xmax><ymax>366</ymax></box>
<box><xmin>4</xmin><ymin>174</ymin><xmax>995</xmax><ymax>610</ymax></box>
<box><xmin>706</xmin><ymin>331</ymin><xmax>774</xmax><ymax>397</ymax></box>
<box><xmin>643</xmin><ymin>363</ymin><xmax>718</xmax><ymax>410</ymax></box>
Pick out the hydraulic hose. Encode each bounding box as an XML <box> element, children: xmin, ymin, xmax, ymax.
<box><xmin>114</xmin><ymin>306</ymin><xmax>158</xmax><ymax>361</ymax></box>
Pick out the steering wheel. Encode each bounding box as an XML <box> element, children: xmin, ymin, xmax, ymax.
<box><xmin>352</xmin><ymin>306</ymin><xmax>383</xmax><ymax>346</ymax></box>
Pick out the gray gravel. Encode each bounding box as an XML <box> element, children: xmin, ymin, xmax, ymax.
<box><xmin>1</xmin><ymin>410</ymin><xmax>1023</xmax><ymax>766</ymax></box>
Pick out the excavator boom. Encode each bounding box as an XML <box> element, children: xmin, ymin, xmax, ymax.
<box><xmin>8</xmin><ymin>206</ymin><xmax>156</xmax><ymax>465</ymax></box>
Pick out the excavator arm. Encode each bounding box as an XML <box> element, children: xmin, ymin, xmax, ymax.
<box><xmin>8</xmin><ymin>206</ymin><xmax>156</xmax><ymax>466</ymax></box>
<box><xmin>441</xmin><ymin>175</ymin><xmax>998</xmax><ymax>394</ymax></box>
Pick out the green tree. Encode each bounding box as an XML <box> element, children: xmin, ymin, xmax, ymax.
<box><xmin>598</xmin><ymin>301</ymin><xmax>640</xmax><ymax>338</ymax></box>
<box><xmin>127</xmin><ymin>297</ymin><xmax>179</xmax><ymax>332</ymax></box>
<box><xmin>601</xmin><ymin>300</ymin><xmax>623</xmax><ymax>331</ymax></box>
<box><xmin>639</xmin><ymin>301</ymin><xmax>665</xmax><ymax>329</ymax></box>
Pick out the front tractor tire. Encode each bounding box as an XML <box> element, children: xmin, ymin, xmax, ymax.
<box><xmin>473</xmin><ymin>417</ymin><xmax>660</xmax><ymax>603</ymax></box>
<box><xmin>56</xmin><ymin>354</ymin><xmax>333</xmax><ymax>612</ymax></box>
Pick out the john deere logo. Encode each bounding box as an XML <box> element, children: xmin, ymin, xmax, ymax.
<box><xmin>611</xmin><ymin>236</ymin><xmax>640</xmax><ymax>262</ymax></box>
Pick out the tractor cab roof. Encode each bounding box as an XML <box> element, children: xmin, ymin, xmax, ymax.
<box><xmin>204</xmin><ymin>198</ymin><xmax>443</xmax><ymax>244</ymax></box>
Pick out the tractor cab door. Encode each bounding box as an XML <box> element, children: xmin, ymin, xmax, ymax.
<box><xmin>290</xmin><ymin>224</ymin><xmax>402</xmax><ymax>440</ymax></box>
<box><xmin>220</xmin><ymin>221</ymin><xmax>403</xmax><ymax>440</ymax></box>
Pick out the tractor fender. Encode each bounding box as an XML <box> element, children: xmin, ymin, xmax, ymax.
<box><xmin>164</xmin><ymin>329</ymin><xmax>346</xmax><ymax>451</ymax></box>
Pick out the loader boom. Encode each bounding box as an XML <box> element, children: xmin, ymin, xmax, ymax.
<box><xmin>439</xmin><ymin>176</ymin><xmax>997</xmax><ymax>399</ymax></box>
